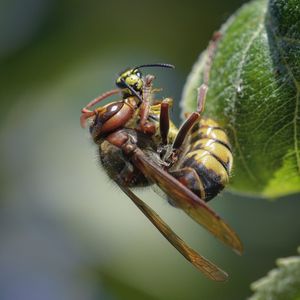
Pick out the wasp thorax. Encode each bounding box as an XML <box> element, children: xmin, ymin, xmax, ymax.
<box><xmin>89</xmin><ymin>101</ymin><xmax>136</xmax><ymax>142</ymax></box>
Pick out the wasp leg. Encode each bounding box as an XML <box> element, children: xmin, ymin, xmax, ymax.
<box><xmin>138</xmin><ymin>103</ymin><xmax>156</xmax><ymax>135</ymax></box>
<box><xmin>197</xmin><ymin>84</ymin><xmax>208</xmax><ymax>114</ymax></box>
<box><xmin>160</xmin><ymin>99</ymin><xmax>170</xmax><ymax>146</ymax></box>
<box><xmin>171</xmin><ymin>61</ymin><xmax>210</xmax><ymax>151</ymax></box>
<box><xmin>137</xmin><ymin>75</ymin><xmax>156</xmax><ymax>135</ymax></box>
<box><xmin>80</xmin><ymin>89</ymin><xmax>121</xmax><ymax>128</ymax></box>
<box><xmin>172</xmin><ymin>112</ymin><xmax>200</xmax><ymax>150</ymax></box>
<box><xmin>81</xmin><ymin>89</ymin><xmax>120</xmax><ymax>113</ymax></box>
<box><xmin>172</xmin><ymin>82</ymin><xmax>210</xmax><ymax>151</ymax></box>
<box><xmin>180</xmin><ymin>32</ymin><xmax>221</xmax><ymax>125</ymax></box>
<box><xmin>80</xmin><ymin>110</ymin><xmax>97</xmax><ymax>128</ymax></box>
<box><xmin>193</xmin><ymin>31</ymin><xmax>221</xmax><ymax>116</ymax></box>
<box><xmin>203</xmin><ymin>31</ymin><xmax>222</xmax><ymax>85</ymax></box>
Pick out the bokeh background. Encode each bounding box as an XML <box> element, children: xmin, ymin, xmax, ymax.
<box><xmin>1</xmin><ymin>0</ymin><xmax>299</xmax><ymax>299</ymax></box>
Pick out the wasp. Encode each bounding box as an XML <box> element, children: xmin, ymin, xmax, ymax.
<box><xmin>80</xmin><ymin>42</ymin><xmax>243</xmax><ymax>281</ymax></box>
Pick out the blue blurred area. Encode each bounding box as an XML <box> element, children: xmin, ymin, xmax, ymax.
<box><xmin>0</xmin><ymin>0</ymin><xmax>299</xmax><ymax>299</ymax></box>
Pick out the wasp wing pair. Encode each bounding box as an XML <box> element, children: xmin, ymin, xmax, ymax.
<box><xmin>117</xmin><ymin>146</ymin><xmax>243</xmax><ymax>281</ymax></box>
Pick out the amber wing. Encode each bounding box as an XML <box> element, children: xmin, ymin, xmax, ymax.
<box><xmin>118</xmin><ymin>184</ymin><xmax>228</xmax><ymax>281</ymax></box>
<box><xmin>131</xmin><ymin>148</ymin><xmax>243</xmax><ymax>255</ymax></box>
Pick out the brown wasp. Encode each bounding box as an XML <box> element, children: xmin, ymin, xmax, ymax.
<box><xmin>80</xmin><ymin>36</ymin><xmax>243</xmax><ymax>281</ymax></box>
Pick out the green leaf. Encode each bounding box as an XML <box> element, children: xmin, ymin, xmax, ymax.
<box><xmin>181</xmin><ymin>0</ymin><xmax>300</xmax><ymax>198</ymax></box>
<box><xmin>249</xmin><ymin>247</ymin><xmax>300</xmax><ymax>300</ymax></box>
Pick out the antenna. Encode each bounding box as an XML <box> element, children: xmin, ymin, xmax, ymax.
<box><xmin>133</xmin><ymin>63</ymin><xmax>175</xmax><ymax>71</ymax></box>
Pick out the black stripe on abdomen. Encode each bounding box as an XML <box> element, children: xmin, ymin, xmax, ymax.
<box><xmin>182</xmin><ymin>154</ymin><xmax>225</xmax><ymax>202</ymax></box>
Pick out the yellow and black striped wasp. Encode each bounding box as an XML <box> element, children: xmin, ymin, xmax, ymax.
<box><xmin>80</xmin><ymin>35</ymin><xmax>243</xmax><ymax>281</ymax></box>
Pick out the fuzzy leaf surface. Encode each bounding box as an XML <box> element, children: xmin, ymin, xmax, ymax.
<box><xmin>181</xmin><ymin>0</ymin><xmax>300</xmax><ymax>198</ymax></box>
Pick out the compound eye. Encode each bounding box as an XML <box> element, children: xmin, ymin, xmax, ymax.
<box><xmin>135</xmin><ymin>71</ymin><xmax>142</xmax><ymax>78</ymax></box>
<box><xmin>116</xmin><ymin>76</ymin><xmax>126</xmax><ymax>88</ymax></box>
<box><xmin>116</xmin><ymin>69</ymin><xmax>132</xmax><ymax>87</ymax></box>
<box><xmin>126</xmin><ymin>75</ymin><xmax>143</xmax><ymax>92</ymax></box>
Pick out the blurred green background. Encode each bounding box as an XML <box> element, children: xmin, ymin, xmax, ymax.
<box><xmin>0</xmin><ymin>0</ymin><xmax>299</xmax><ymax>299</ymax></box>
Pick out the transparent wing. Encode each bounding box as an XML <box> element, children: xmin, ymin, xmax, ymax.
<box><xmin>131</xmin><ymin>148</ymin><xmax>243</xmax><ymax>255</ymax></box>
<box><xmin>118</xmin><ymin>184</ymin><xmax>228</xmax><ymax>281</ymax></box>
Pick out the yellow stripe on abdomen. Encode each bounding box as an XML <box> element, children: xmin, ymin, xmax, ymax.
<box><xmin>191</xmin><ymin>138</ymin><xmax>233</xmax><ymax>173</ymax></box>
<box><xmin>185</xmin><ymin>150</ymin><xmax>229</xmax><ymax>185</ymax></box>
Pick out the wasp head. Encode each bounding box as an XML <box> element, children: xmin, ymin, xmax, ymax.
<box><xmin>116</xmin><ymin>68</ymin><xmax>143</xmax><ymax>96</ymax></box>
<box><xmin>115</xmin><ymin>63</ymin><xmax>175</xmax><ymax>99</ymax></box>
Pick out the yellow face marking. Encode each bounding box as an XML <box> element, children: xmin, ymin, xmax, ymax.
<box><xmin>117</xmin><ymin>70</ymin><xmax>132</xmax><ymax>84</ymax></box>
<box><xmin>186</xmin><ymin>150</ymin><xmax>229</xmax><ymax>185</ymax></box>
<box><xmin>117</xmin><ymin>69</ymin><xmax>143</xmax><ymax>93</ymax></box>
<box><xmin>125</xmin><ymin>74</ymin><xmax>139</xmax><ymax>85</ymax></box>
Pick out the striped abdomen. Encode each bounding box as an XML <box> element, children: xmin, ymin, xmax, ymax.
<box><xmin>172</xmin><ymin>118</ymin><xmax>233</xmax><ymax>202</ymax></box>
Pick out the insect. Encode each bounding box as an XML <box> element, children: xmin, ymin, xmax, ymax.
<box><xmin>80</xmin><ymin>36</ymin><xmax>243</xmax><ymax>281</ymax></box>
<box><xmin>80</xmin><ymin>63</ymin><xmax>175</xmax><ymax>136</ymax></box>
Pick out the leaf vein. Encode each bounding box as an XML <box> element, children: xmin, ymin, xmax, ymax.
<box><xmin>230</xmin><ymin>23</ymin><xmax>264</xmax><ymax>182</ymax></box>
<box><xmin>268</xmin><ymin>23</ymin><xmax>300</xmax><ymax>175</ymax></box>
<box><xmin>263</xmin><ymin>121</ymin><xmax>293</xmax><ymax>154</ymax></box>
